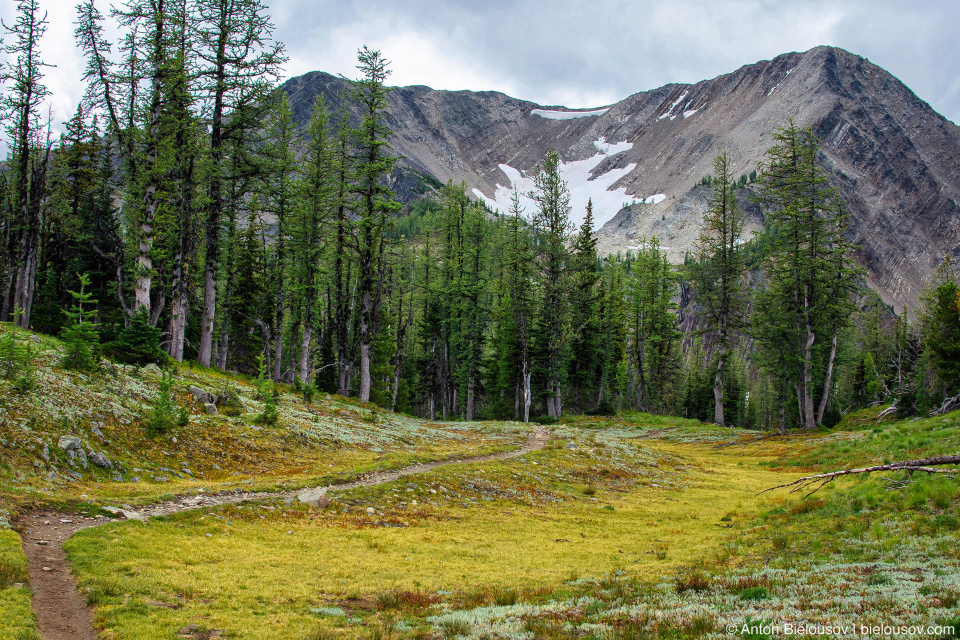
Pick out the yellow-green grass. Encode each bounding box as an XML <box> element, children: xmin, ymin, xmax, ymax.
<box><xmin>0</xmin><ymin>322</ymin><xmax>527</xmax><ymax>514</ymax></box>
<box><xmin>770</xmin><ymin>407</ymin><xmax>960</xmax><ymax>473</ymax></box>
<box><xmin>64</xmin><ymin>433</ymin><xmax>807</xmax><ymax>640</ymax></box>
<box><xmin>0</xmin><ymin>529</ymin><xmax>37</xmax><ymax>640</ymax></box>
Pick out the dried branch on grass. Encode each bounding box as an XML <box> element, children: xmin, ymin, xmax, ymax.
<box><xmin>760</xmin><ymin>455</ymin><xmax>960</xmax><ymax>497</ymax></box>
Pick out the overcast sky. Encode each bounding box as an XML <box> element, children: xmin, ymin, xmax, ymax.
<box><xmin>3</xmin><ymin>0</ymin><xmax>959</xmax><ymax>137</ymax></box>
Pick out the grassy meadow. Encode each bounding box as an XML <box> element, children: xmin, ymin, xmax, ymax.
<box><xmin>1</xmin><ymin>326</ymin><xmax>959</xmax><ymax>639</ymax></box>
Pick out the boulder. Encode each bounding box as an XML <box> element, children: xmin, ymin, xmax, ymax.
<box><xmin>76</xmin><ymin>449</ymin><xmax>89</xmax><ymax>470</ymax></box>
<box><xmin>142</xmin><ymin>363</ymin><xmax>161</xmax><ymax>376</ymax></box>
<box><xmin>90</xmin><ymin>423</ymin><xmax>104</xmax><ymax>439</ymax></box>
<box><xmin>187</xmin><ymin>385</ymin><xmax>213</xmax><ymax>404</ymax></box>
<box><xmin>202</xmin><ymin>402</ymin><xmax>218</xmax><ymax>416</ymax></box>
<box><xmin>297</xmin><ymin>486</ymin><xmax>330</xmax><ymax>509</ymax></box>
<box><xmin>87</xmin><ymin>450</ymin><xmax>113</xmax><ymax>469</ymax></box>
<box><xmin>40</xmin><ymin>444</ymin><xmax>49</xmax><ymax>461</ymax></box>
<box><xmin>57</xmin><ymin>435</ymin><xmax>82</xmax><ymax>452</ymax></box>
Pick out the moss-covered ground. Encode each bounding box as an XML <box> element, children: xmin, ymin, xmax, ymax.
<box><xmin>2</xmin><ymin>324</ymin><xmax>959</xmax><ymax>639</ymax></box>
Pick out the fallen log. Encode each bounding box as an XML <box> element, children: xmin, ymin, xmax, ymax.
<box><xmin>760</xmin><ymin>454</ymin><xmax>960</xmax><ymax>497</ymax></box>
<box><xmin>931</xmin><ymin>392</ymin><xmax>960</xmax><ymax>417</ymax></box>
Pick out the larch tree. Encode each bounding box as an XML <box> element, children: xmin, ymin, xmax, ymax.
<box><xmin>2</xmin><ymin>0</ymin><xmax>51</xmax><ymax>327</ymax></box>
<box><xmin>349</xmin><ymin>47</ymin><xmax>401</xmax><ymax>402</ymax></box>
<box><xmin>755</xmin><ymin>122</ymin><xmax>859</xmax><ymax>429</ymax></box>
<box><xmin>529</xmin><ymin>149</ymin><xmax>572</xmax><ymax>418</ymax></box>
<box><xmin>691</xmin><ymin>151</ymin><xmax>746</xmax><ymax>426</ymax></box>
<box><xmin>194</xmin><ymin>0</ymin><xmax>285</xmax><ymax>368</ymax></box>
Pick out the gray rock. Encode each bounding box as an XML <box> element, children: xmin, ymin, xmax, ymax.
<box><xmin>77</xmin><ymin>449</ymin><xmax>89</xmax><ymax>470</ymax></box>
<box><xmin>112</xmin><ymin>474</ymin><xmax>124</xmax><ymax>483</ymax></box>
<box><xmin>202</xmin><ymin>402</ymin><xmax>218</xmax><ymax>416</ymax></box>
<box><xmin>297</xmin><ymin>486</ymin><xmax>330</xmax><ymax>509</ymax></box>
<box><xmin>40</xmin><ymin>444</ymin><xmax>49</xmax><ymax>461</ymax></box>
<box><xmin>47</xmin><ymin>470</ymin><xmax>57</xmax><ymax>480</ymax></box>
<box><xmin>142</xmin><ymin>363</ymin><xmax>161</xmax><ymax>375</ymax></box>
<box><xmin>58</xmin><ymin>435</ymin><xmax>82</xmax><ymax>452</ymax></box>
<box><xmin>88</xmin><ymin>450</ymin><xmax>113</xmax><ymax>469</ymax></box>
<box><xmin>365</xmin><ymin>507</ymin><xmax>376</xmax><ymax>515</ymax></box>
<box><xmin>188</xmin><ymin>385</ymin><xmax>213</xmax><ymax>404</ymax></box>
<box><xmin>68</xmin><ymin>471</ymin><xmax>83</xmax><ymax>480</ymax></box>
<box><xmin>66</xmin><ymin>449</ymin><xmax>76</xmax><ymax>462</ymax></box>
<box><xmin>91</xmin><ymin>423</ymin><xmax>104</xmax><ymax>439</ymax></box>
<box><xmin>131</xmin><ymin>476</ymin><xmax>141</xmax><ymax>482</ymax></box>
<box><xmin>120</xmin><ymin>509</ymin><xmax>143</xmax><ymax>521</ymax></box>
<box><xmin>212</xmin><ymin>463</ymin><xmax>222</xmax><ymax>471</ymax></box>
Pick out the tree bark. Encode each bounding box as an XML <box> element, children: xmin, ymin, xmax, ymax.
<box><xmin>815</xmin><ymin>330</ymin><xmax>838</xmax><ymax>425</ymax></box>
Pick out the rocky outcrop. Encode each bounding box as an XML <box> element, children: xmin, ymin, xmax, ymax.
<box><xmin>281</xmin><ymin>46</ymin><xmax>960</xmax><ymax>310</ymax></box>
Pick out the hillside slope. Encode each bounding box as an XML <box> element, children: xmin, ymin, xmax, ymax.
<box><xmin>281</xmin><ymin>46</ymin><xmax>960</xmax><ymax>309</ymax></box>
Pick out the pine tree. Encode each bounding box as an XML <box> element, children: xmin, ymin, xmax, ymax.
<box><xmin>568</xmin><ymin>199</ymin><xmax>601</xmax><ymax>412</ymax></box>
<box><xmin>147</xmin><ymin>370</ymin><xmax>177</xmax><ymax>436</ymax></box>
<box><xmin>529</xmin><ymin>150</ymin><xmax>571</xmax><ymax>417</ymax></box>
<box><xmin>349</xmin><ymin>47</ymin><xmax>401</xmax><ymax>402</ymax></box>
<box><xmin>755</xmin><ymin>122</ymin><xmax>860</xmax><ymax>428</ymax></box>
<box><xmin>690</xmin><ymin>152</ymin><xmax>746</xmax><ymax>426</ymax></box>
<box><xmin>60</xmin><ymin>273</ymin><xmax>100</xmax><ymax>371</ymax></box>
<box><xmin>195</xmin><ymin>0</ymin><xmax>286</xmax><ymax>368</ymax></box>
<box><xmin>1</xmin><ymin>0</ymin><xmax>51</xmax><ymax>327</ymax></box>
<box><xmin>291</xmin><ymin>96</ymin><xmax>334</xmax><ymax>383</ymax></box>
<box><xmin>626</xmin><ymin>239</ymin><xmax>681</xmax><ymax>413</ymax></box>
<box><xmin>261</xmin><ymin>93</ymin><xmax>298</xmax><ymax>381</ymax></box>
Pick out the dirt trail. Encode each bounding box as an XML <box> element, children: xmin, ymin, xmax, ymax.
<box><xmin>14</xmin><ymin>425</ymin><xmax>550</xmax><ymax>640</ymax></box>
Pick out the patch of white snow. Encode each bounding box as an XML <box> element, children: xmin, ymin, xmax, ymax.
<box><xmin>531</xmin><ymin>108</ymin><xmax>610</xmax><ymax>120</ymax></box>
<box><xmin>682</xmin><ymin>109</ymin><xmax>699</xmax><ymax>118</ymax></box>
<box><xmin>657</xmin><ymin>90</ymin><xmax>688</xmax><ymax>121</ymax></box>
<box><xmin>473</xmin><ymin>138</ymin><xmax>637</xmax><ymax>230</ymax></box>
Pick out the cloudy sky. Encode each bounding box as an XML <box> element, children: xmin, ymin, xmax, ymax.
<box><xmin>2</xmin><ymin>0</ymin><xmax>959</xmax><ymax>135</ymax></box>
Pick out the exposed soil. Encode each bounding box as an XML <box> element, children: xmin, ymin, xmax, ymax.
<box><xmin>18</xmin><ymin>513</ymin><xmax>102</xmax><ymax>640</ymax></box>
<box><xmin>14</xmin><ymin>425</ymin><xmax>550</xmax><ymax>639</ymax></box>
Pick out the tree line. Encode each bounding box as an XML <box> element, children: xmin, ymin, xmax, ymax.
<box><xmin>1</xmin><ymin>0</ymin><xmax>957</xmax><ymax>429</ymax></box>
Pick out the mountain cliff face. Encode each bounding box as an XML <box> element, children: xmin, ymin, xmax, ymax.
<box><xmin>281</xmin><ymin>46</ymin><xmax>960</xmax><ymax>310</ymax></box>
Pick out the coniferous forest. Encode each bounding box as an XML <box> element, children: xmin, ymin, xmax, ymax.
<box><xmin>2</xmin><ymin>0</ymin><xmax>959</xmax><ymax>431</ymax></box>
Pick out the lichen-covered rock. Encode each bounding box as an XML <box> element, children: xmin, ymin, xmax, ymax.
<box><xmin>297</xmin><ymin>486</ymin><xmax>330</xmax><ymax>509</ymax></box>
<box><xmin>87</xmin><ymin>450</ymin><xmax>113</xmax><ymax>469</ymax></box>
<box><xmin>203</xmin><ymin>402</ymin><xmax>218</xmax><ymax>416</ymax></box>
<box><xmin>57</xmin><ymin>435</ymin><xmax>81</xmax><ymax>452</ymax></box>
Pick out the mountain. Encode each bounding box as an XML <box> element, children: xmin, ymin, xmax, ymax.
<box><xmin>280</xmin><ymin>46</ymin><xmax>960</xmax><ymax>310</ymax></box>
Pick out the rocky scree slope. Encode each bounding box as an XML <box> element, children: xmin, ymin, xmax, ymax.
<box><xmin>282</xmin><ymin>46</ymin><xmax>960</xmax><ymax>310</ymax></box>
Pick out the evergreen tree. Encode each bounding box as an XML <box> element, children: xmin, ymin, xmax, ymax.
<box><xmin>755</xmin><ymin>122</ymin><xmax>860</xmax><ymax>429</ymax></box>
<box><xmin>106</xmin><ymin>306</ymin><xmax>165</xmax><ymax>366</ymax></box>
<box><xmin>1</xmin><ymin>0</ymin><xmax>51</xmax><ymax>327</ymax></box>
<box><xmin>626</xmin><ymin>239</ymin><xmax>681</xmax><ymax>412</ymax></box>
<box><xmin>194</xmin><ymin>0</ymin><xmax>286</xmax><ymax>368</ymax></box>
<box><xmin>529</xmin><ymin>150</ymin><xmax>571</xmax><ymax>417</ymax></box>
<box><xmin>690</xmin><ymin>152</ymin><xmax>746</xmax><ymax>426</ymax></box>
<box><xmin>60</xmin><ymin>272</ymin><xmax>100</xmax><ymax>371</ymax></box>
<box><xmin>349</xmin><ymin>47</ymin><xmax>401</xmax><ymax>402</ymax></box>
<box><xmin>567</xmin><ymin>199</ymin><xmax>601</xmax><ymax>412</ymax></box>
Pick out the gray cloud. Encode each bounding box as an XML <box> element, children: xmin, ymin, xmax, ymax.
<box><xmin>2</xmin><ymin>0</ymin><xmax>958</xmax><ymax>143</ymax></box>
<box><xmin>273</xmin><ymin>0</ymin><xmax>960</xmax><ymax>123</ymax></box>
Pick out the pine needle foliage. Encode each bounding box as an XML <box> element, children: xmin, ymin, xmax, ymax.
<box><xmin>60</xmin><ymin>273</ymin><xmax>100</xmax><ymax>371</ymax></box>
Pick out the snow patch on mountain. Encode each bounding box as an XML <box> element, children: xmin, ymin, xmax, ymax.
<box><xmin>657</xmin><ymin>91</ymin><xmax>688</xmax><ymax>121</ymax></box>
<box><xmin>531</xmin><ymin>108</ymin><xmax>610</xmax><ymax>120</ymax></box>
<box><xmin>472</xmin><ymin>138</ymin><xmax>639</xmax><ymax>230</ymax></box>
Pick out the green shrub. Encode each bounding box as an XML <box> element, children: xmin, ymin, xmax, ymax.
<box><xmin>739</xmin><ymin>586</ymin><xmax>768</xmax><ymax>600</ymax></box>
<box><xmin>104</xmin><ymin>307</ymin><xmax>166</xmax><ymax>366</ymax></box>
<box><xmin>147</xmin><ymin>372</ymin><xmax>177</xmax><ymax>436</ymax></box>
<box><xmin>0</xmin><ymin>316</ymin><xmax>39</xmax><ymax>393</ymax></box>
<box><xmin>60</xmin><ymin>273</ymin><xmax>100</xmax><ymax>371</ymax></box>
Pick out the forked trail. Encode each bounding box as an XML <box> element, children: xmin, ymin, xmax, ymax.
<box><xmin>15</xmin><ymin>426</ymin><xmax>551</xmax><ymax>640</ymax></box>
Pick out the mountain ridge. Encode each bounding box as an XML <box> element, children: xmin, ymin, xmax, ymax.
<box><xmin>281</xmin><ymin>46</ymin><xmax>960</xmax><ymax>310</ymax></box>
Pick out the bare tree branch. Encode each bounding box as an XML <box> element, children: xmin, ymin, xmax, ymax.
<box><xmin>760</xmin><ymin>455</ymin><xmax>960</xmax><ymax>496</ymax></box>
